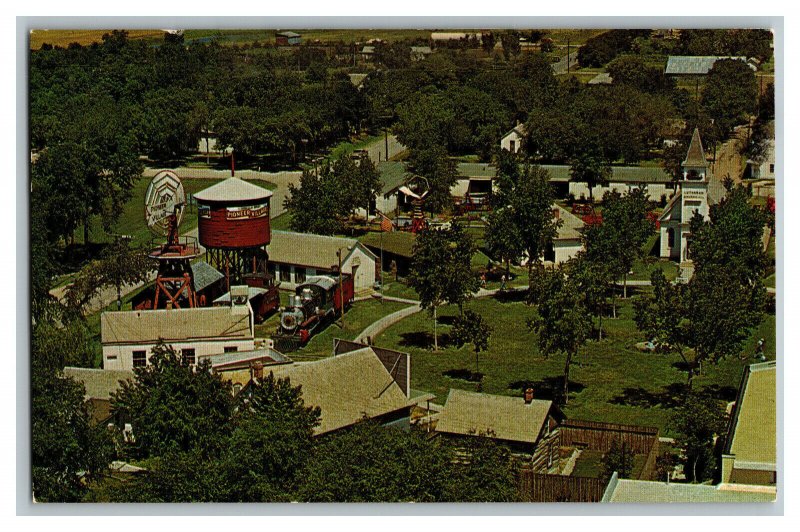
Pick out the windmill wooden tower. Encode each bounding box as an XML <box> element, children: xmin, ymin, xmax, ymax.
<box><xmin>144</xmin><ymin>170</ymin><xmax>200</xmax><ymax>309</ymax></box>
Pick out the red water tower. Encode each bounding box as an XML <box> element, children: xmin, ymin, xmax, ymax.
<box><xmin>194</xmin><ymin>177</ymin><xmax>273</xmax><ymax>288</ymax></box>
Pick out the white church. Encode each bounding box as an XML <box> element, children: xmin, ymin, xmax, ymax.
<box><xmin>658</xmin><ymin>128</ymin><xmax>724</xmax><ymax>264</ymax></box>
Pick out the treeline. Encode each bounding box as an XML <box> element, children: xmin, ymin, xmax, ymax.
<box><xmin>30</xmin><ymin>30</ymin><xmax>365</xmax><ymax>161</ymax></box>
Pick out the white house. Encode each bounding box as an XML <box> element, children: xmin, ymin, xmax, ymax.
<box><xmin>267</xmin><ymin>231</ymin><xmax>377</xmax><ymax>293</ymax></box>
<box><xmin>746</xmin><ymin>139</ymin><xmax>775</xmax><ymax>180</ymax></box>
<box><xmin>500</xmin><ymin>123</ymin><xmax>527</xmax><ymax>154</ymax></box>
<box><xmin>101</xmin><ymin>286</ymin><xmax>255</xmax><ymax>371</ymax></box>
<box><xmin>659</xmin><ymin>128</ymin><xmax>712</xmax><ymax>263</ymax></box>
<box><xmin>516</xmin><ymin>204</ymin><xmax>585</xmax><ymax>266</ymax></box>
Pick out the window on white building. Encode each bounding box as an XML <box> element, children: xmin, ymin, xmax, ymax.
<box><xmin>224</xmin><ymin>346</ymin><xmax>238</xmax><ymax>353</ymax></box>
<box><xmin>132</xmin><ymin>350</ymin><xmax>146</xmax><ymax>368</ymax></box>
<box><xmin>182</xmin><ymin>348</ymin><xmax>196</xmax><ymax>366</ymax></box>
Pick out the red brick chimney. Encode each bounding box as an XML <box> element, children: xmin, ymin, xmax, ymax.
<box><xmin>524</xmin><ymin>387</ymin><xmax>534</xmax><ymax>404</ymax></box>
<box><xmin>251</xmin><ymin>361</ymin><xmax>264</xmax><ymax>381</ymax></box>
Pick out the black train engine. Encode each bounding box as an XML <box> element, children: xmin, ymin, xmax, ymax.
<box><xmin>273</xmin><ymin>274</ymin><xmax>354</xmax><ymax>351</ymax></box>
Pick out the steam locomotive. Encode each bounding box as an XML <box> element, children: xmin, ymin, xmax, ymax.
<box><xmin>273</xmin><ymin>274</ymin><xmax>355</xmax><ymax>352</ymax></box>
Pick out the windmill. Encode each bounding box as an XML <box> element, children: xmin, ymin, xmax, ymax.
<box><xmin>144</xmin><ymin>170</ymin><xmax>200</xmax><ymax>309</ymax></box>
<box><xmin>398</xmin><ymin>174</ymin><xmax>430</xmax><ymax>234</ymax></box>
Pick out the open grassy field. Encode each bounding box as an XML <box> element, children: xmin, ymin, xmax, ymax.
<box><xmin>374</xmin><ymin>292</ymin><xmax>775</xmax><ymax>436</ymax></box>
<box><xmin>30</xmin><ymin>29</ymin><xmax>165</xmax><ymax>49</ymax></box>
<box><xmin>75</xmin><ymin>177</ymin><xmax>276</xmax><ymax>248</ymax></box>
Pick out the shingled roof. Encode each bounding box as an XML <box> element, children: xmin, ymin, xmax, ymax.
<box><xmin>224</xmin><ymin>347</ymin><xmax>431</xmax><ymax>435</ymax></box>
<box><xmin>193</xmin><ymin>177</ymin><xmax>272</xmax><ymax>203</ymax></box>
<box><xmin>436</xmin><ymin>389</ymin><xmax>555</xmax><ymax>444</ymax></box>
<box><xmin>62</xmin><ymin>367</ymin><xmax>133</xmax><ymax>400</ymax></box>
<box><xmin>268</xmin><ymin>231</ymin><xmax>376</xmax><ymax>270</ymax></box>
<box><xmin>683</xmin><ymin>127</ymin><xmax>709</xmax><ymax>168</ymax></box>
<box><xmin>101</xmin><ymin>306</ymin><xmax>252</xmax><ymax>345</ymax></box>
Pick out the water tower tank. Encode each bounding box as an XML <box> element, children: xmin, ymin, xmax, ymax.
<box><xmin>194</xmin><ymin>177</ymin><xmax>272</xmax><ymax>248</ymax></box>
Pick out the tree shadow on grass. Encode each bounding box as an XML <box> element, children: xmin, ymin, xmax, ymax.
<box><xmin>700</xmin><ymin>384</ymin><xmax>738</xmax><ymax>402</ymax></box>
<box><xmin>443</xmin><ymin>368</ymin><xmax>484</xmax><ymax>382</ymax></box>
<box><xmin>398</xmin><ymin>331</ymin><xmax>452</xmax><ymax>350</ymax></box>
<box><xmin>492</xmin><ymin>289</ymin><xmax>529</xmax><ymax>304</ymax></box>
<box><xmin>437</xmin><ymin>315</ymin><xmax>458</xmax><ymax>326</ymax></box>
<box><xmin>609</xmin><ymin>382</ymin><xmax>688</xmax><ymax>409</ymax></box>
<box><xmin>508</xmin><ymin>376</ymin><xmax>586</xmax><ymax>403</ymax></box>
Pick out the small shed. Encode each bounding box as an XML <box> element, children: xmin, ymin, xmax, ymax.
<box><xmin>360</xmin><ymin>231</ymin><xmax>417</xmax><ymax>278</ymax></box>
<box><xmin>436</xmin><ymin>388</ymin><xmax>564</xmax><ymax>469</ymax></box>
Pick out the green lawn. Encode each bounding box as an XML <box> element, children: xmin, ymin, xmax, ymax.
<box><xmin>270</xmin><ymin>212</ymin><xmax>294</xmax><ymax>231</ymax></box>
<box><xmin>75</xmin><ymin>177</ymin><xmax>276</xmax><ymax>248</ymax></box>
<box><xmin>628</xmin><ymin>259</ymin><xmax>679</xmax><ymax>282</ymax></box>
<box><xmin>258</xmin><ymin>298</ymin><xmax>413</xmax><ymax>362</ymax></box>
<box><xmin>374</xmin><ymin>294</ymin><xmax>776</xmax><ymax>436</ymax></box>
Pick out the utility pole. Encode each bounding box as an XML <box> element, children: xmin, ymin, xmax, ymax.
<box><xmin>384</xmin><ymin>126</ymin><xmax>389</xmax><ymax>161</ymax></box>
<box><xmin>337</xmin><ymin>248</ymin><xmax>345</xmax><ymax>329</ymax></box>
<box><xmin>566</xmin><ymin>38</ymin><xmax>570</xmax><ymax>73</ymax></box>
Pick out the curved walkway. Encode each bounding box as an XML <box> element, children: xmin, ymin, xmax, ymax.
<box><xmin>353</xmin><ymin>287</ymin><xmax>521</xmax><ymax>344</ymax></box>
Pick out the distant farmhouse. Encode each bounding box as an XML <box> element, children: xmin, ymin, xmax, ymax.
<box><xmin>664</xmin><ymin>55</ymin><xmax>757</xmax><ymax>75</ymax></box>
<box><xmin>275</xmin><ymin>31</ymin><xmax>301</xmax><ymax>46</ymax></box>
<box><xmin>267</xmin><ymin>230</ymin><xmax>377</xmax><ymax>293</ymax></box>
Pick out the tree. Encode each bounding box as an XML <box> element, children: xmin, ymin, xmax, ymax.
<box><xmin>407</xmin><ymin>145</ymin><xmax>459</xmax><ymax>215</ymax></box>
<box><xmin>348</xmin><ymin>154</ymin><xmax>382</xmax><ymax>218</ymax></box>
<box><xmin>451</xmin><ymin>310</ymin><xmax>493</xmax><ymax>375</ymax></box>
<box><xmin>527</xmin><ymin>269</ymin><xmax>592</xmax><ymax>404</ymax></box>
<box><xmin>634</xmin><ymin>269</ymin><xmax>694</xmax><ymax>383</ymax></box>
<box><xmin>606</xmin><ymin>55</ymin><xmax>674</xmax><ymax>94</ymax></box>
<box><xmin>591</xmin><ymin>189</ymin><xmax>654</xmax><ymax>298</ymax></box>
<box><xmin>220</xmin><ymin>373</ymin><xmax>321</xmax><ymax>501</ymax></box>
<box><xmin>567</xmin><ymin>253</ymin><xmax>613</xmax><ymax>340</ymax></box>
<box><xmin>295</xmin><ymin>420</ymin><xmax>454</xmax><ymax>502</ymax></box>
<box><xmin>601</xmin><ymin>439</ymin><xmax>634</xmax><ymax>483</ymax></box>
<box><xmin>110</xmin><ymin>342</ymin><xmax>234</xmax><ymax>459</ymax></box>
<box><xmin>32</xmin><ymin>369</ymin><xmax>115</xmax><ymax>502</ymax></box>
<box><xmin>284</xmin><ymin>166</ymin><xmax>348</xmax><ymax>235</ymax></box>
<box><xmin>670</xmin><ymin>391</ymin><xmax>727</xmax><ymax>482</ymax></box>
<box><xmin>511</xmin><ymin>165</ymin><xmax>561</xmax><ymax>293</ymax></box>
<box><xmin>485</xmin><ymin>207</ymin><xmax>524</xmax><ymax>277</ymax></box>
<box><xmin>409</xmin><ymin>223</ymin><xmax>479</xmax><ymax>350</ymax></box>
<box><xmin>64</xmin><ymin>237</ymin><xmax>155</xmax><ymax>313</ymax></box>
<box><xmin>568</xmin><ymin>147</ymin><xmax>611</xmax><ymax>203</ymax></box>
<box><xmin>500</xmin><ymin>32</ymin><xmax>521</xmax><ymax>60</ymax></box>
<box><xmin>31</xmin><ymin>321</ymin><xmax>114</xmax><ymax>501</ymax></box>
<box><xmin>443</xmin><ymin>434</ymin><xmax>520</xmax><ymax>502</ymax></box>
<box><xmin>702</xmin><ymin>59</ymin><xmax>757</xmax><ymax>137</ymax></box>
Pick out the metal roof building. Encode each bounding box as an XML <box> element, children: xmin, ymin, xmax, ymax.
<box><xmin>664</xmin><ymin>56</ymin><xmax>755</xmax><ymax>75</ymax></box>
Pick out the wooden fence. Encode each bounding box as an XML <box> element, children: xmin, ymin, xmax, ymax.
<box><xmin>559</xmin><ymin>419</ymin><xmax>659</xmax><ymax>455</ymax></box>
<box><xmin>518</xmin><ymin>471</ymin><xmax>607</xmax><ymax>502</ymax></box>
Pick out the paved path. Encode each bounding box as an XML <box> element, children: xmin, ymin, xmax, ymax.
<box><xmin>353</xmin><ymin>287</ymin><xmax>521</xmax><ymax>344</ymax></box>
<box><xmin>363</xmin><ymin>133</ymin><xmax>405</xmax><ymax>163</ymax></box>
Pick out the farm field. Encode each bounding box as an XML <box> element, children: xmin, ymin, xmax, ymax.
<box><xmin>30</xmin><ymin>29</ymin><xmax>164</xmax><ymax>49</ymax></box>
<box><xmin>374</xmin><ymin>293</ymin><xmax>775</xmax><ymax>436</ymax></box>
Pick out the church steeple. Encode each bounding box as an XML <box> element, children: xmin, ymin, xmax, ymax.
<box><xmin>682</xmin><ymin>127</ymin><xmax>708</xmax><ymax>181</ymax></box>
